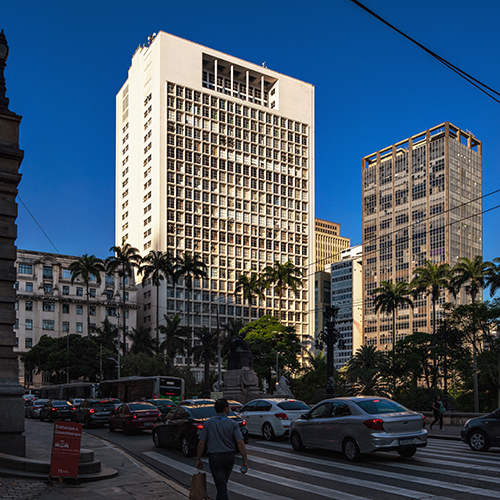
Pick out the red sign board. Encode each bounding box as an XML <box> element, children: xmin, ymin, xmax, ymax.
<box><xmin>49</xmin><ymin>421</ymin><xmax>82</xmax><ymax>478</ymax></box>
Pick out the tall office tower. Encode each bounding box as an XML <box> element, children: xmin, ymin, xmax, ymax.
<box><xmin>330</xmin><ymin>246</ymin><xmax>363</xmax><ymax>369</ymax></box>
<box><xmin>116</xmin><ymin>32</ymin><xmax>315</xmax><ymax>356</ymax></box>
<box><xmin>314</xmin><ymin>219</ymin><xmax>350</xmax><ymax>340</ymax></box>
<box><xmin>315</xmin><ymin>219</ymin><xmax>350</xmax><ymax>272</ymax></box>
<box><xmin>362</xmin><ymin>122</ymin><xmax>482</xmax><ymax>350</ymax></box>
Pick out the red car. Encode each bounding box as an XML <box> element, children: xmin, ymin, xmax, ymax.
<box><xmin>108</xmin><ymin>402</ymin><xmax>160</xmax><ymax>435</ymax></box>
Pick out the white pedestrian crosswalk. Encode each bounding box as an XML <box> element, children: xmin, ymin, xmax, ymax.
<box><xmin>145</xmin><ymin>439</ymin><xmax>500</xmax><ymax>500</ymax></box>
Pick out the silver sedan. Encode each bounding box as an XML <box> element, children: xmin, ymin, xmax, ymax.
<box><xmin>289</xmin><ymin>396</ymin><xmax>427</xmax><ymax>461</ymax></box>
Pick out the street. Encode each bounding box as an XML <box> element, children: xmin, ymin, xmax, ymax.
<box><xmin>86</xmin><ymin>426</ymin><xmax>500</xmax><ymax>500</ymax></box>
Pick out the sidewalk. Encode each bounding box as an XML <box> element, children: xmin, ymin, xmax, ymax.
<box><xmin>426</xmin><ymin>423</ymin><xmax>462</xmax><ymax>441</ymax></box>
<box><xmin>0</xmin><ymin>420</ymin><xmax>190</xmax><ymax>499</ymax></box>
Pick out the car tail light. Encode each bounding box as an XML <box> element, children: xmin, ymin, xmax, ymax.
<box><xmin>239</xmin><ymin>420</ymin><xmax>246</xmax><ymax>426</ymax></box>
<box><xmin>422</xmin><ymin>414</ymin><xmax>426</xmax><ymax>428</ymax></box>
<box><xmin>363</xmin><ymin>419</ymin><xmax>384</xmax><ymax>430</ymax></box>
<box><xmin>274</xmin><ymin>413</ymin><xmax>288</xmax><ymax>420</ymax></box>
<box><xmin>51</xmin><ymin>408</ymin><xmax>57</xmax><ymax>411</ymax></box>
<box><xmin>133</xmin><ymin>414</ymin><xmax>137</xmax><ymax>419</ymax></box>
<box><xmin>89</xmin><ymin>408</ymin><xmax>95</xmax><ymax>413</ymax></box>
<box><xmin>194</xmin><ymin>423</ymin><xmax>204</xmax><ymax>430</ymax></box>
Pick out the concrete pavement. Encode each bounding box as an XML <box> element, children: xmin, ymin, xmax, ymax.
<box><xmin>0</xmin><ymin>419</ymin><xmax>190</xmax><ymax>499</ymax></box>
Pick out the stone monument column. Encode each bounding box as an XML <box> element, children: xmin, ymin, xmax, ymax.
<box><xmin>0</xmin><ymin>29</ymin><xmax>25</xmax><ymax>456</ymax></box>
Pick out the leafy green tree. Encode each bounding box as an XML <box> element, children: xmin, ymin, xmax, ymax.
<box><xmin>128</xmin><ymin>325</ymin><xmax>155</xmax><ymax>356</ymax></box>
<box><xmin>176</xmin><ymin>252</ymin><xmax>208</xmax><ymax>331</ymax></box>
<box><xmin>345</xmin><ymin>345</ymin><xmax>388</xmax><ymax>396</ymax></box>
<box><xmin>235</xmin><ymin>273</ymin><xmax>265</xmax><ymax>322</ymax></box>
<box><xmin>486</xmin><ymin>257</ymin><xmax>500</xmax><ymax>297</ymax></box>
<box><xmin>159</xmin><ymin>314</ymin><xmax>191</xmax><ymax>367</ymax></box>
<box><xmin>263</xmin><ymin>260</ymin><xmax>303</xmax><ymax>321</ymax></box>
<box><xmin>292</xmin><ymin>351</ymin><xmax>327</xmax><ymax>404</ymax></box>
<box><xmin>240</xmin><ymin>315</ymin><xmax>301</xmax><ymax>389</ymax></box>
<box><xmin>372</xmin><ymin>281</ymin><xmax>413</xmax><ymax>350</ymax></box>
<box><xmin>105</xmin><ymin>243</ymin><xmax>142</xmax><ymax>353</ymax></box>
<box><xmin>69</xmin><ymin>254</ymin><xmax>104</xmax><ymax>337</ymax></box>
<box><xmin>93</xmin><ymin>318</ymin><xmax>119</xmax><ymax>353</ymax></box>
<box><xmin>141</xmin><ymin>250</ymin><xmax>175</xmax><ymax>352</ymax></box>
<box><xmin>192</xmin><ymin>327</ymin><xmax>218</xmax><ymax>366</ymax></box>
<box><xmin>121</xmin><ymin>352</ymin><xmax>167</xmax><ymax>377</ymax></box>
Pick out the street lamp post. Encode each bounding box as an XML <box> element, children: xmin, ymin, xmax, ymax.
<box><xmin>316</xmin><ymin>306</ymin><xmax>342</xmax><ymax>397</ymax></box>
<box><xmin>116</xmin><ymin>309</ymin><xmax>121</xmax><ymax>379</ymax></box>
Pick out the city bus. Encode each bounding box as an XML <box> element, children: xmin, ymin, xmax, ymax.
<box><xmin>98</xmin><ymin>376</ymin><xmax>185</xmax><ymax>404</ymax></box>
<box><xmin>38</xmin><ymin>382</ymin><xmax>98</xmax><ymax>400</ymax></box>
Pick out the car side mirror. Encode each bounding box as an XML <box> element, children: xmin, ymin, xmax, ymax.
<box><xmin>301</xmin><ymin>413</ymin><xmax>310</xmax><ymax>420</ymax></box>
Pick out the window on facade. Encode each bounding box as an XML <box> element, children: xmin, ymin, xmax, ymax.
<box><xmin>43</xmin><ymin>284</ymin><xmax>52</xmax><ymax>294</ymax></box>
<box><xmin>42</xmin><ymin>320</ymin><xmax>54</xmax><ymax>330</ymax></box>
<box><xmin>43</xmin><ymin>266</ymin><xmax>53</xmax><ymax>279</ymax></box>
<box><xmin>76</xmin><ymin>287</ymin><xmax>83</xmax><ymax>297</ymax></box>
<box><xmin>89</xmin><ymin>306</ymin><xmax>96</xmax><ymax>316</ymax></box>
<box><xmin>18</xmin><ymin>263</ymin><xmax>33</xmax><ymax>274</ymax></box>
<box><xmin>62</xmin><ymin>269</ymin><xmax>72</xmax><ymax>279</ymax></box>
<box><xmin>62</xmin><ymin>322</ymin><xmax>69</xmax><ymax>332</ymax></box>
<box><xmin>63</xmin><ymin>286</ymin><xmax>69</xmax><ymax>295</ymax></box>
<box><xmin>25</xmin><ymin>301</ymin><xmax>33</xmax><ymax>311</ymax></box>
<box><xmin>76</xmin><ymin>305</ymin><xmax>83</xmax><ymax>315</ymax></box>
<box><xmin>25</xmin><ymin>319</ymin><xmax>33</xmax><ymax>330</ymax></box>
<box><xmin>43</xmin><ymin>302</ymin><xmax>54</xmax><ymax>312</ymax></box>
<box><xmin>89</xmin><ymin>288</ymin><xmax>96</xmax><ymax>298</ymax></box>
<box><xmin>25</xmin><ymin>282</ymin><xmax>33</xmax><ymax>292</ymax></box>
<box><xmin>76</xmin><ymin>323</ymin><xmax>83</xmax><ymax>333</ymax></box>
<box><xmin>62</xmin><ymin>304</ymin><xmax>69</xmax><ymax>314</ymax></box>
<box><xmin>25</xmin><ymin>338</ymin><xmax>33</xmax><ymax>349</ymax></box>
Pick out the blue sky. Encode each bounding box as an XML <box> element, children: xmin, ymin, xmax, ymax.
<box><xmin>3</xmin><ymin>0</ymin><xmax>500</xmax><ymax>265</ymax></box>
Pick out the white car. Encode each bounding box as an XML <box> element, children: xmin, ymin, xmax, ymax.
<box><xmin>239</xmin><ymin>398</ymin><xmax>310</xmax><ymax>440</ymax></box>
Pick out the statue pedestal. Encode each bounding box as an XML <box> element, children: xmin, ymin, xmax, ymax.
<box><xmin>223</xmin><ymin>368</ymin><xmax>262</xmax><ymax>404</ymax></box>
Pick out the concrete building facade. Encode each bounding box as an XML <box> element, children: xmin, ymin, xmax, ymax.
<box><xmin>14</xmin><ymin>250</ymin><xmax>138</xmax><ymax>388</ymax></box>
<box><xmin>315</xmin><ymin>218</ymin><xmax>350</xmax><ymax>272</ymax></box>
<box><xmin>116</xmin><ymin>32</ymin><xmax>315</xmax><ymax>352</ymax></box>
<box><xmin>331</xmin><ymin>246</ymin><xmax>363</xmax><ymax>369</ymax></box>
<box><xmin>362</xmin><ymin>122</ymin><xmax>482</xmax><ymax>350</ymax></box>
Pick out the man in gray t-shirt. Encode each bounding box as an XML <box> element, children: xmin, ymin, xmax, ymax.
<box><xmin>197</xmin><ymin>398</ymin><xmax>248</xmax><ymax>500</ymax></box>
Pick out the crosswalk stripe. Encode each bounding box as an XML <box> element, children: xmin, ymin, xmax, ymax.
<box><xmin>144</xmin><ymin>451</ymin><xmax>292</xmax><ymax>500</ymax></box>
<box><xmin>246</xmin><ymin>445</ymin><xmax>500</xmax><ymax>499</ymax></box>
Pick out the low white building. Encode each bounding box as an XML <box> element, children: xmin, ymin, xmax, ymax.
<box><xmin>14</xmin><ymin>249</ymin><xmax>139</xmax><ymax>388</ymax></box>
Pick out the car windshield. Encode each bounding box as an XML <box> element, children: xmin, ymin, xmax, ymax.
<box><xmin>52</xmin><ymin>401</ymin><xmax>71</xmax><ymax>407</ymax></box>
<box><xmin>92</xmin><ymin>402</ymin><xmax>115</xmax><ymax>408</ymax></box>
<box><xmin>151</xmin><ymin>400</ymin><xmax>174</xmax><ymax>406</ymax></box>
<box><xmin>356</xmin><ymin>399</ymin><xmax>408</xmax><ymax>414</ymax></box>
<box><xmin>34</xmin><ymin>400</ymin><xmax>48</xmax><ymax>407</ymax></box>
<box><xmin>277</xmin><ymin>401</ymin><xmax>309</xmax><ymax>411</ymax></box>
<box><xmin>129</xmin><ymin>403</ymin><xmax>155</xmax><ymax>411</ymax></box>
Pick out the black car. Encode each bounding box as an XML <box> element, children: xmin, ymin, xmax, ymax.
<box><xmin>146</xmin><ymin>398</ymin><xmax>176</xmax><ymax>414</ymax></box>
<box><xmin>152</xmin><ymin>404</ymin><xmax>249</xmax><ymax>457</ymax></box>
<box><xmin>73</xmin><ymin>399</ymin><xmax>117</xmax><ymax>428</ymax></box>
<box><xmin>39</xmin><ymin>400</ymin><xmax>75</xmax><ymax>422</ymax></box>
<box><xmin>461</xmin><ymin>408</ymin><xmax>500</xmax><ymax>451</ymax></box>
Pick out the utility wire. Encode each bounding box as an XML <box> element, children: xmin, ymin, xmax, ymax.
<box><xmin>18</xmin><ymin>196</ymin><xmax>61</xmax><ymax>255</ymax></box>
<box><xmin>349</xmin><ymin>0</ymin><xmax>500</xmax><ymax>104</ymax></box>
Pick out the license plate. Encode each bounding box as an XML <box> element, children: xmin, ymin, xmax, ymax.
<box><xmin>399</xmin><ymin>438</ymin><xmax>415</xmax><ymax>446</ymax></box>
<box><xmin>144</xmin><ymin>422</ymin><xmax>154</xmax><ymax>426</ymax></box>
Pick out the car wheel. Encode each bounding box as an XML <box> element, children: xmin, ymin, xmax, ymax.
<box><xmin>262</xmin><ymin>422</ymin><xmax>275</xmax><ymax>441</ymax></box>
<box><xmin>109</xmin><ymin>422</ymin><xmax>115</xmax><ymax>432</ymax></box>
<box><xmin>398</xmin><ymin>447</ymin><xmax>417</xmax><ymax>458</ymax></box>
<box><xmin>181</xmin><ymin>437</ymin><xmax>193</xmax><ymax>457</ymax></box>
<box><xmin>468</xmin><ymin>430</ymin><xmax>490</xmax><ymax>452</ymax></box>
<box><xmin>153</xmin><ymin>431</ymin><xmax>162</xmax><ymax>448</ymax></box>
<box><xmin>290</xmin><ymin>432</ymin><xmax>305</xmax><ymax>452</ymax></box>
<box><xmin>342</xmin><ymin>438</ymin><xmax>361</xmax><ymax>462</ymax></box>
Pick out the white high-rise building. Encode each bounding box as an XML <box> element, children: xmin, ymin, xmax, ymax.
<box><xmin>116</xmin><ymin>32</ymin><xmax>315</xmax><ymax>354</ymax></box>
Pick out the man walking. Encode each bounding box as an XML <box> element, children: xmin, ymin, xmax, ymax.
<box><xmin>196</xmin><ymin>398</ymin><xmax>248</xmax><ymax>500</ymax></box>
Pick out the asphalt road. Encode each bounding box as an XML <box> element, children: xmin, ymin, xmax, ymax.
<box><xmin>86</xmin><ymin>426</ymin><xmax>500</xmax><ymax>500</ymax></box>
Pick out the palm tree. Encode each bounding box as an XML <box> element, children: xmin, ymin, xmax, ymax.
<box><xmin>159</xmin><ymin>314</ymin><xmax>191</xmax><ymax>367</ymax></box>
<box><xmin>451</xmin><ymin>255</ymin><xmax>491</xmax><ymax>304</ymax></box>
<box><xmin>263</xmin><ymin>260</ymin><xmax>303</xmax><ymax>321</ymax></box>
<box><xmin>451</xmin><ymin>255</ymin><xmax>491</xmax><ymax>413</ymax></box>
<box><xmin>235</xmin><ymin>272</ymin><xmax>265</xmax><ymax>323</ymax></box>
<box><xmin>346</xmin><ymin>345</ymin><xmax>388</xmax><ymax>395</ymax></box>
<box><xmin>105</xmin><ymin>243</ymin><xmax>142</xmax><ymax>353</ymax></box>
<box><xmin>372</xmin><ymin>281</ymin><xmax>413</xmax><ymax>350</ymax></box>
<box><xmin>69</xmin><ymin>254</ymin><xmax>105</xmax><ymax>337</ymax></box>
<box><xmin>176</xmin><ymin>252</ymin><xmax>208</xmax><ymax>333</ymax></box>
<box><xmin>93</xmin><ymin>318</ymin><xmax>118</xmax><ymax>353</ymax></box>
<box><xmin>411</xmin><ymin>260</ymin><xmax>451</xmax><ymax>339</ymax></box>
<box><xmin>140</xmin><ymin>250</ymin><xmax>175</xmax><ymax>353</ymax></box>
<box><xmin>486</xmin><ymin>258</ymin><xmax>500</xmax><ymax>297</ymax></box>
<box><xmin>128</xmin><ymin>325</ymin><xmax>156</xmax><ymax>356</ymax></box>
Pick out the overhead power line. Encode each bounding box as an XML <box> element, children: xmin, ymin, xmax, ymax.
<box><xmin>349</xmin><ymin>0</ymin><xmax>500</xmax><ymax>104</ymax></box>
